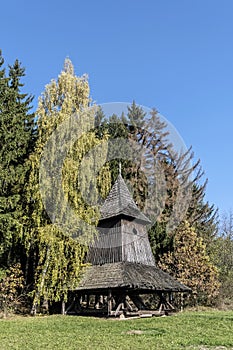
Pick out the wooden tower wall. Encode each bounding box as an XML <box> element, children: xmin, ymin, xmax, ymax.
<box><xmin>121</xmin><ymin>219</ymin><xmax>155</xmax><ymax>266</ymax></box>
<box><xmin>87</xmin><ymin>218</ymin><xmax>122</xmax><ymax>265</ymax></box>
<box><xmin>87</xmin><ymin>217</ymin><xmax>155</xmax><ymax>266</ymax></box>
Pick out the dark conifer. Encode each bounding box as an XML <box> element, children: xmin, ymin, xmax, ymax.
<box><xmin>0</xmin><ymin>52</ymin><xmax>35</xmax><ymax>267</ymax></box>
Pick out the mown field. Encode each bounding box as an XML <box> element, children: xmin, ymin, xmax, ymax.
<box><xmin>0</xmin><ymin>310</ymin><xmax>232</xmax><ymax>350</ymax></box>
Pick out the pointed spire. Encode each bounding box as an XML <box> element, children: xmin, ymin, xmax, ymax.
<box><xmin>100</xmin><ymin>170</ymin><xmax>151</xmax><ymax>223</ymax></box>
<box><xmin>119</xmin><ymin>161</ymin><xmax>122</xmax><ymax>176</ymax></box>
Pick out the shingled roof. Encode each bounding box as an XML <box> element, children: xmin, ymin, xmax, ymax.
<box><xmin>77</xmin><ymin>262</ymin><xmax>191</xmax><ymax>293</ymax></box>
<box><xmin>100</xmin><ymin>173</ymin><xmax>150</xmax><ymax>224</ymax></box>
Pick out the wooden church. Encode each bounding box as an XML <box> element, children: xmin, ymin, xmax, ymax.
<box><xmin>66</xmin><ymin>169</ymin><xmax>191</xmax><ymax>317</ymax></box>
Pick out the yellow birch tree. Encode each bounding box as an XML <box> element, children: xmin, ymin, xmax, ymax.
<box><xmin>26</xmin><ymin>59</ymin><xmax>111</xmax><ymax>313</ymax></box>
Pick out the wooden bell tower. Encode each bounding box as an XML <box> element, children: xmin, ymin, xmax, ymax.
<box><xmin>66</xmin><ymin>170</ymin><xmax>191</xmax><ymax>317</ymax></box>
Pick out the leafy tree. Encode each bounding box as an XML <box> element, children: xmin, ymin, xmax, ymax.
<box><xmin>158</xmin><ymin>220</ymin><xmax>220</xmax><ymax>305</ymax></box>
<box><xmin>0</xmin><ymin>264</ymin><xmax>24</xmax><ymax>317</ymax></box>
<box><xmin>214</xmin><ymin>211</ymin><xmax>233</xmax><ymax>304</ymax></box>
<box><xmin>27</xmin><ymin>59</ymin><xmax>111</xmax><ymax>313</ymax></box>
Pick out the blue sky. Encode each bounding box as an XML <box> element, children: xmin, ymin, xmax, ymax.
<box><xmin>1</xmin><ymin>0</ymin><xmax>233</xmax><ymax>215</ymax></box>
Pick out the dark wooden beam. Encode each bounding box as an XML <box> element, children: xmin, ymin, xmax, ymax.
<box><xmin>107</xmin><ymin>289</ymin><xmax>113</xmax><ymax>316</ymax></box>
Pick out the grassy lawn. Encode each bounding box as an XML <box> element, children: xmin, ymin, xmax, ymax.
<box><xmin>0</xmin><ymin>310</ymin><xmax>232</xmax><ymax>350</ymax></box>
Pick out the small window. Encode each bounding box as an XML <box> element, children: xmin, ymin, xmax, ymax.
<box><xmin>133</xmin><ymin>228</ymin><xmax>137</xmax><ymax>235</ymax></box>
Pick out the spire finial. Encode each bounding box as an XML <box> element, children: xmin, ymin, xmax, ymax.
<box><xmin>119</xmin><ymin>161</ymin><xmax>122</xmax><ymax>175</ymax></box>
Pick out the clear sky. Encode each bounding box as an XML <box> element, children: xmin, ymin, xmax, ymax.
<box><xmin>1</xmin><ymin>0</ymin><xmax>233</xmax><ymax>215</ymax></box>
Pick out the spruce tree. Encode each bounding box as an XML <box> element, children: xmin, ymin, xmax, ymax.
<box><xmin>0</xmin><ymin>51</ymin><xmax>35</xmax><ymax>268</ymax></box>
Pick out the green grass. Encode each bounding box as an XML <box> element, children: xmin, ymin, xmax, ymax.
<box><xmin>0</xmin><ymin>311</ymin><xmax>232</xmax><ymax>350</ymax></box>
